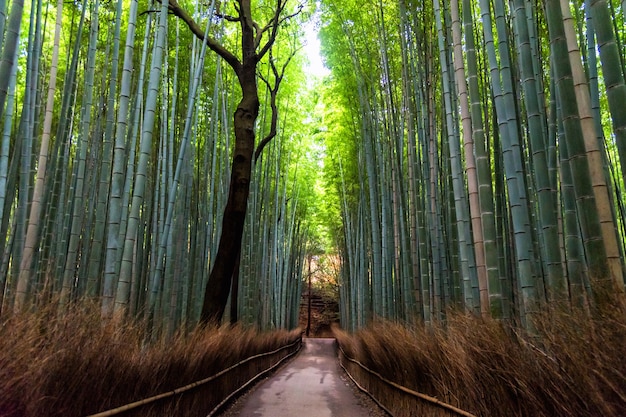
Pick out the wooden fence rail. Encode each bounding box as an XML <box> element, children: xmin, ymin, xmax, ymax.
<box><xmin>337</xmin><ymin>344</ymin><xmax>477</xmax><ymax>417</ymax></box>
<box><xmin>87</xmin><ymin>337</ymin><xmax>302</xmax><ymax>417</ymax></box>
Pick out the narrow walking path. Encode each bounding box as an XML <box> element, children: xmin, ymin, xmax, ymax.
<box><xmin>219</xmin><ymin>338</ymin><xmax>386</xmax><ymax>417</ymax></box>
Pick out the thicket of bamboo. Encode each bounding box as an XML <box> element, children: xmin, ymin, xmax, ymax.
<box><xmin>0</xmin><ymin>0</ymin><xmax>313</xmax><ymax>334</ymax></box>
<box><xmin>320</xmin><ymin>0</ymin><xmax>626</xmax><ymax>330</ymax></box>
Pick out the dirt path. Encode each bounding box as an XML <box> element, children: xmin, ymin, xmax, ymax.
<box><xmin>219</xmin><ymin>338</ymin><xmax>387</xmax><ymax>417</ymax></box>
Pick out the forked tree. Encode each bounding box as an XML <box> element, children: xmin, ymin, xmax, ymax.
<box><xmin>168</xmin><ymin>0</ymin><xmax>300</xmax><ymax>324</ymax></box>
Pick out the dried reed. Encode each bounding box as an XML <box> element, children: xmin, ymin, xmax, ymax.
<box><xmin>0</xmin><ymin>301</ymin><xmax>301</xmax><ymax>417</ymax></box>
<box><xmin>335</xmin><ymin>297</ymin><xmax>626</xmax><ymax>417</ymax></box>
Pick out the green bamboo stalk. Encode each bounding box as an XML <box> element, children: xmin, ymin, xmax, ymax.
<box><xmin>587</xmin><ymin>0</ymin><xmax>626</xmax><ymax>286</ymax></box>
<box><xmin>435</xmin><ymin>0</ymin><xmax>477</xmax><ymax>313</ymax></box>
<box><xmin>101</xmin><ymin>0</ymin><xmax>140</xmax><ymax>317</ymax></box>
<box><xmin>0</xmin><ymin>25</ymin><xmax>17</xmax><ymax>242</ymax></box>
<box><xmin>0</xmin><ymin>0</ymin><xmax>7</xmax><ymax>47</ymax></box>
<box><xmin>561</xmin><ymin>0</ymin><xmax>624</xmax><ymax>290</ymax></box>
<box><xmin>115</xmin><ymin>0</ymin><xmax>169</xmax><ymax>314</ymax></box>
<box><xmin>14</xmin><ymin>0</ymin><xmax>64</xmax><ymax>310</ymax></box>
<box><xmin>48</xmin><ymin>3</ymin><xmax>85</xmax><ymax>292</ymax></box>
<box><xmin>0</xmin><ymin>0</ymin><xmax>23</xmax><ymax>117</ymax></box>
<box><xmin>60</xmin><ymin>0</ymin><xmax>101</xmax><ymax>309</ymax></box>
<box><xmin>557</xmin><ymin>94</ymin><xmax>589</xmax><ymax>309</ymax></box>
<box><xmin>479</xmin><ymin>0</ymin><xmax>539</xmax><ymax>326</ymax></box>
<box><xmin>545</xmin><ymin>0</ymin><xmax>611</xmax><ymax>289</ymax></box>
<box><xmin>463</xmin><ymin>0</ymin><xmax>504</xmax><ymax>317</ymax></box>
<box><xmin>13</xmin><ymin>0</ymin><xmax>42</xmax><ymax>308</ymax></box>
<box><xmin>149</xmin><ymin>8</ymin><xmax>216</xmax><ymax>326</ymax></box>
<box><xmin>450</xmin><ymin>0</ymin><xmax>488</xmax><ymax>315</ymax></box>
<box><xmin>86</xmin><ymin>0</ymin><xmax>124</xmax><ymax>296</ymax></box>
<box><xmin>512</xmin><ymin>0</ymin><xmax>564</xmax><ymax>300</ymax></box>
<box><xmin>0</xmin><ymin>39</ymin><xmax>17</xmax><ymax>312</ymax></box>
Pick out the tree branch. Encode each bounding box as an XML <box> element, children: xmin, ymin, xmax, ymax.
<box><xmin>256</xmin><ymin>1</ymin><xmax>303</xmax><ymax>60</ymax></box>
<box><xmin>167</xmin><ymin>0</ymin><xmax>241</xmax><ymax>73</ymax></box>
<box><xmin>254</xmin><ymin>46</ymin><xmax>299</xmax><ymax>162</ymax></box>
<box><xmin>257</xmin><ymin>2</ymin><xmax>303</xmax><ymax>41</ymax></box>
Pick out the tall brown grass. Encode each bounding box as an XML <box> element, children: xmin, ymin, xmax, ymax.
<box><xmin>0</xmin><ymin>301</ymin><xmax>301</xmax><ymax>417</ymax></box>
<box><xmin>335</xmin><ymin>297</ymin><xmax>626</xmax><ymax>417</ymax></box>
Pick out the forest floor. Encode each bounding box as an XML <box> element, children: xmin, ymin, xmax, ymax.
<box><xmin>218</xmin><ymin>338</ymin><xmax>387</xmax><ymax>417</ymax></box>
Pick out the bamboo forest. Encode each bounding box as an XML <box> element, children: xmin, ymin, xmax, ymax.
<box><xmin>2</xmin><ymin>0</ymin><xmax>626</xmax><ymax>415</ymax></box>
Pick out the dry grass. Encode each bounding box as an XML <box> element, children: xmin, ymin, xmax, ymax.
<box><xmin>0</xmin><ymin>301</ymin><xmax>301</xmax><ymax>417</ymax></box>
<box><xmin>335</xmin><ymin>297</ymin><xmax>626</xmax><ymax>417</ymax></box>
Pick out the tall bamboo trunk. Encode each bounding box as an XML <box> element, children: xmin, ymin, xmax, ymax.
<box><xmin>545</xmin><ymin>0</ymin><xmax>611</xmax><ymax>291</ymax></box>
<box><xmin>14</xmin><ymin>0</ymin><xmax>63</xmax><ymax>311</ymax></box>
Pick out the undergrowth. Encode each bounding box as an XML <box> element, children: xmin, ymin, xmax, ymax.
<box><xmin>335</xmin><ymin>297</ymin><xmax>626</xmax><ymax>417</ymax></box>
<box><xmin>0</xmin><ymin>302</ymin><xmax>301</xmax><ymax>417</ymax></box>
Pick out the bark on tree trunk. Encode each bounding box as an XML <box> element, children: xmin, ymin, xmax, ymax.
<box><xmin>229</xmin><ymin>250</ymin><xmax>241</xmax><ymax>325</ymax></box>
<box><xmin>201</xmin><ymin>68</ymin><xmax>259</xmax><ymax>324</ymax></box>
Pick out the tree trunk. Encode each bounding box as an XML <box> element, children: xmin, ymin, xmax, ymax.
<box><xmin>201</xmin><ymin>67</ymin><xmax>259</xmax><ymax>324</ymax></box>
<box><xmin>167</xmin><ymin>0</ymin><xmax>292</xmax><ymax>325</ymax></box>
